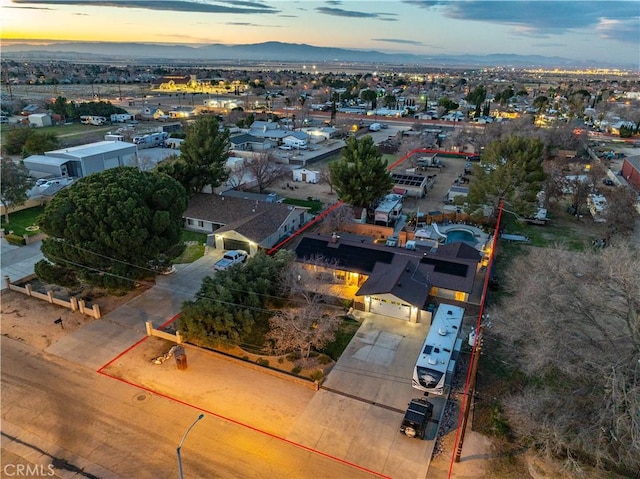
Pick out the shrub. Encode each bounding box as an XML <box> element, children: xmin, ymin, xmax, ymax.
<box><xmin>317</xmin><ymin>354</ymin><xmax>332</xmax><ymax>365</ymax></box>
<box><xmin>277</xmin><ymin>357</ymin><xmax>284</xmax><ymax>364</ymax></box>
<box><xmin>309</xmin><ymin>370</ymin><xmax>324</xmax><ymax>381</ymax></box>
<box><xmin>291</xmin><ymin>365</ymin><xmax>302</xmax><ymax>375</ymax></box>
<box><xmin>242</xmin><ymin>356</ymin><xmax>249</xmax><ymax>361</ymax></box>
<box><xmin>4</xmin><ymin>233</ymin><xmax>26</xmax><ymax>246</ymax></box>
<box><xmin>286</xmin><ymin>352</ymin><xmax>301</xmax><ymax>362</ymax></box>
<box><xmin>256</xmin><ymin>358</ymin><xmax>269</xmax><ymax>367</ymax></box>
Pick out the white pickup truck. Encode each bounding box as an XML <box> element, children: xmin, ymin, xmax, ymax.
<box><xmin>214</xmin><ymin>250</ymin><xmax>248</xmax><ymax>271</ymax></box>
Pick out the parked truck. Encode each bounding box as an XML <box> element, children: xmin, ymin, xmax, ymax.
<box><xmin>214</xmin><ymin>250</ymin><xmax>248</xmax><ymax>271</ymax></box>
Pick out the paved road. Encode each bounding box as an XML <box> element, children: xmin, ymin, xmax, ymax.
<box><xmin>1</xmin><ymin>337</ymin><xmax>381</xmax><ymax>479</ymax></box>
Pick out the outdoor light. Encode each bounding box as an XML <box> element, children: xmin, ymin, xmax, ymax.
<box><xmin>176</xmin><ymin>413</ymin><xmax>205</xmax><ymax>479</ymax></box>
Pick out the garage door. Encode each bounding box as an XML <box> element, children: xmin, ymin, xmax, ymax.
<box><xmin>223</xmin><ymin>238</ymin><xmax>250</xmax><ymax>253</ymax></box>
<box><xmin>369</xmin><ymin>297</ymin><xmax>411</xmax><ymax>320</ymax></box>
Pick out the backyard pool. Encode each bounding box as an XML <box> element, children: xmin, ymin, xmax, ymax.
<box><xmin>445</xmin><ymin>229</ymin><xmax>477</xmax><ymax>245</ymax></box>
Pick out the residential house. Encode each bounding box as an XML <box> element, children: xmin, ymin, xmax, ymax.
<box><xmin>229</xmin><ymin>133</ymin><xmax>273</xmax><ymax>152</ymax></box>
<box><xmin>294</xmin><ymin>234</ymin><xmax>481</xmax><ymax>322</ymax></box>
<box><xmin>140</xmin><ymin>107</ymin><xmax>167</xmax><ymax>121</ymax></box>
<box><xmin>168</xmin><ymin>106</ymin><xmax>198</xmax><ymax>119</ymax></box>
<box><xmin>248</xmin><ymin>120</ymin><xmax>288</xmax><ymax>143</ymax></box>
<box><xmin>282</xmin><ymin>131</ymin><xmax>310</xmax><ymax>149</ymax></box>
<box><xmin>183</xmin><ymin>193</ymin><xmax>312</xmax><ymax>255</ymax></box>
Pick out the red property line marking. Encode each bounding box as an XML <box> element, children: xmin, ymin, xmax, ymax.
<box><xmin>96</xmin><ymin>321</ymin><xmax>391</xmax><ymax>479</ymax></box>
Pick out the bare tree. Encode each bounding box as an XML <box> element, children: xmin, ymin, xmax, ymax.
<box><xmin>487</xmin><ymin>243</ymin><xmax>640</xmax><ymax>473</ymax></box>
<box><xmin>318</xmin><ymin>168</ymin><xmax>334</xmax><ymax>194</ymax></box>
<box><xmin>244</xmin><ymin>152</ymin><xmax>289</xmax><ymax>193</ymax></box>
<box><xmin>267</xmin><ymin>306</ymin><xmax>341</xmax><ymax>360</ymax></box>
<box><xmin>605</xmin><ymin>187</ymin><xmax>640</xmax><ymax>236</ymax></box>
<box><xmin>268</xmin><ymin>259</ymin><xmax>342</xmax><ymax>360</ymax></box>
<box><xmin>319</xmin><ymin>203</ymin><xmax>354</xmax><ymax>233</ymax></box>
<box><xmin>225</xmin><ymin>159</ymin><xmax>246</xmax><ymax>190</ymax></box>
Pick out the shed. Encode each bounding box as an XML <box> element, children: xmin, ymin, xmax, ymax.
<box><xmin>28</xmin><ymin>113</ymin><xmax>53</xmax><ymax>127</ymax></box>
<box><xmin>292</xmin><ymin>168</ymin><xmax>319</xmax><ymax>184</ymax></box>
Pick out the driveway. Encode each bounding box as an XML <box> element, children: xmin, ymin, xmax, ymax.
<box><xmin>288</xmin><ymin>312</ymin><xmax>449</xmax><ymax>479</ymax></box>
<box><xmin>0</xmin><ymin>237</ymin><xmax>44</xmax><ymax>290</ymax></box>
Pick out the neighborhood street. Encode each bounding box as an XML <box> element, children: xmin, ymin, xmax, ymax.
<box><xmin>1</xmin><ymin>337</ymin><xmax>380</xmax><ymax>479</ymax></box>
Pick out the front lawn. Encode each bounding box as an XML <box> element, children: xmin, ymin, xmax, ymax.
<box><xmin>1</xmin><ymin>206</ymin><xmax>45</xmax><ymax>236</ymax></box>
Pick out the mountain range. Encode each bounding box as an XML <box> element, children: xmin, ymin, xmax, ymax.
<box><xmin>0</xmin><ymin>41</ymin><xmax>622</xmax><ymax>68</ymax></box>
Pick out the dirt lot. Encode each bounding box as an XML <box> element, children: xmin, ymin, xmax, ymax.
<box><xmin>268</xmin><ymin>148</ymin><xmax>467</xmax><ymax>216</ymax></box>
<box><xmin>0</xmin><ymin>286</ymin><xmax>148</xmax><ymax>351</ymax></box>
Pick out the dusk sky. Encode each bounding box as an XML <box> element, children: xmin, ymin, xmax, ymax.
<box><xmin>1</xmin><ymin>0</ymin><xmax>639</xmax><ymax>67</ymax></box>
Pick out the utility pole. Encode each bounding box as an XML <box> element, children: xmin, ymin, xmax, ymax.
<box><xmin>454</xmin><ymin>325</ymin><xmax>484</xmax><ymax>462</ymax></box>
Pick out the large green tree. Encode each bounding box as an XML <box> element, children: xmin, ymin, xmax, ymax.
<box><xmin>3</xmin><ymin>128</ymin><xmax>59</xmax><ymax>157</ymax></box>
<box><xmin>38</xmin><ymin>167</ymin><xmax>187</xmax><ymax>290</ymax></box>
<box><xmin>179</xmin><ymin>250</ymin><xmax>293</xmax><ymax>347</ymax></box>
<box><xmin>467</xmin><ymin>136</ymin><xmax>545</xmax><ymax>216</ymax></box>
<box><xmin>329</xmin><ymin>136</ymin><xmax>394</xmax><ymax>209</ymax></box>
<box><xmin>156</xmin><ymin>115</ymin><xmax>229</xmax><ymax>196</ymax></box>
<box><xmin>0</xmin><ymin>158</ymin><xmax>35</xmax><ymax>222</ymax></box>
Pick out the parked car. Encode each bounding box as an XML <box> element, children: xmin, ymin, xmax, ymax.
<box><xmin>279</xmin><ymin>145</ymin><xmax>293</xmax><ymax>150</ymax></box>
<box><xmin>400</xmin><ymin>397</ymin><xmax>434</xmax><ymax>439</ymax></box>
<box><xmin>214</xmin><ymin>250</ymin><xmax>248</xmax><ymax>271</ymax></box>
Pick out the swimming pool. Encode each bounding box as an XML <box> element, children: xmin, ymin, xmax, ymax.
<box><xmin>445</xmin><ymin>229</ymin><xmax>476</xmax><ymax>245</ymax></box>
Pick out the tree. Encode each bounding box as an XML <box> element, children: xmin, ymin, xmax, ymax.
<box><xmin>328</xmin><ymin>136</ymin><xmax>394</xmax><ymax>209</ymax></box>
<box><xmin>605</xmin><ymin>187</ymin><xmax>640</xmax><ymax>235</ymax></box>
<box><xmin>244</xmin><ymin>152</ymin><xmax>288</xmax><ymax>193</ymax></box>
<box><xmin>465</xmin><ymin>85</ymin><xmax>487</xmax><ymax>107</ymax></box>
<box><xmin>467</xmin><ymin>136</ymin><xmax>545</xmax><ymax>216</ymax></box>
<box><xmin>318</xmin><ymin>168</ymin><xmax>335</xmax><ymax>194</ymax></box>
<box><xmin>267</xmin><ymin>260</ymin><xmax>342</xmax><ymax>360</ymax></box>
<box><xmin>3</xmin><ymin>128</ymin><xmax>58</xmax><ymax>157</ymax></box>
<box><xmin>438</xmin><ymin>96</ymin><xmax>459</xmax><ymax>113</ymax></box>
<box><xmin>0</xmin><ymin>158</ymin><xmax>35</xmax><ymax>222</ymax></box>
<box><xmin>488</xmin><ymin>243</ymin><xmax>640</xmax><ymax>474</ymax></box>
<box><xmin>156</xmin><ymin>115</ymin><xmax>229</xmax><ymax>196</ymax></box>
<box><xmin>179</xmin><ymin>251</ymin><xmax>293</xmax><ymax>347</ymax></box>
<box><xmin>21</xmin><ymin>130</ymin><xmax>59</xmax><ymax>157</ymax></box>
<box><xmin>360</xmin><ymin>89</ymin><xmax>377</xmax><ymax>110</ymax></box>
<box><xmin>38</xmin><ymin>167</ymin><xmax>187</xmax><ymax>290</ymax></box>
<box><xmin>319</xmin><ymin>203</ymin><xmax>354</xmax><ymax>233</ymax></box>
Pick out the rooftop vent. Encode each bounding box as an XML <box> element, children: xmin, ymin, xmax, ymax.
<box><xmin>438</xmin><ymin>327</ymin><xmax>448</xmax><ymax>336</ymax></box>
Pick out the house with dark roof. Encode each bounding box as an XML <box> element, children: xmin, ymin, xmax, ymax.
<box><xmin>229</xmin><ymin>133</ymin><xmax>273</xmax><ymax>152</ymax></box>
<box><xmin>184</xmin><ymin>193</ymin><xmax>312</xmax><ymax>255</ymax></box>
<box><xmin>294</xmin><ymin>234</ymin><xmax>481</xmax><ymax>322</ymax></box>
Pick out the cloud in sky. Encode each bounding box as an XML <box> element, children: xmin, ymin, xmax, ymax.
<box><xmin>315</xmin><ymin>6</ymin><xmax>396</xmax><ymax>21</ymax></box>
<box><xmin>403</xmin><ymin>0</ymin><xmax>639</xmax><ymax>42</ymax></box>
<box><xmin>373</xmin><ymin>38</ymin><xmax>425</xmax><ymax>46</ymax></box>
<box><xmin>10</xmin><ymin>0</ymin><xmax>280</xmax><ymax>14</ymax></box>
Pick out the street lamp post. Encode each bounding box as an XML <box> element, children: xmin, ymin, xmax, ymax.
<box><xmin>176</xmin><ymin>413</ymin><xmax>204</xmax><ymax>479</ymax></box>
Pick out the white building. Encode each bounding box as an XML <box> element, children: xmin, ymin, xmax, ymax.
<box><xmin>23</xmin><ymin>141</ymin><xmax>138</xmax><ymax>179</ymax></box>
<box><xmin>292</xmin><ymin>168</ymin><xmax>319</xmax><ymax>184</ymax></box>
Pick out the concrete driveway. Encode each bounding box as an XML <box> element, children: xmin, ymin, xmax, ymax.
<box><xmin>0</xmin><ymin>238</ymin><xmax>44</xmax><ymax>289</ymax></box>
<box><xmin>288</xmin><ymin>313</ymin><xmax>446</xmax><ymax>479</ymax></box>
